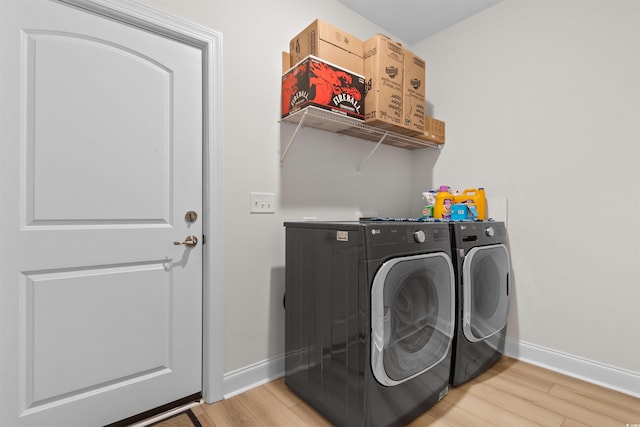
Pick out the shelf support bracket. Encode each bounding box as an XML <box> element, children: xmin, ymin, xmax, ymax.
<box><xmin>280</xmin><ymin>110</ymin><xmax>308</xmax><ymax>167</ymax></box>
<box><xmin>357</xmin><ymin>132</ymin><xmax>388</xmax><ymax>172</ymax></box>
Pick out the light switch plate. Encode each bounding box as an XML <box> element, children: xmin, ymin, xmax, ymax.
<box><xmin>250</xmin><ymin>192</ymin><xmax>275</xmax><ymax>214</ymax></box>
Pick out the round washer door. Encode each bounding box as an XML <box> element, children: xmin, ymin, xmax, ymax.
<box><xmin>462</xmin><ymin>243</ymin><xmax>510</xmax><ymax>343</ymax></box>
<box><xmin>371</xmin><ymin>252</ymin><xmax>455</xmax><ymax>387</ymax></box>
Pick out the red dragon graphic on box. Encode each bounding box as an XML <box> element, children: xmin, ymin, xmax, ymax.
<box><xmin>281</xmin><ymin>61</ymin><xmax>308</xmax><ymax>116</ymax></box>
<box><xmin>281</xmin><ymin>56</ymin><xmax>364</xmax><ymax>120</ymax></box>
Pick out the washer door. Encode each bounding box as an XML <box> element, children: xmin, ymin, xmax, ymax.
<box><xmin>371</xmin><ymin>253</ymin><xmax>455</xmax><ymax>387</ymax></box>
<box><xmin>462</xmin><ymin>244</ymin><xmax>510</xmax><ymax>343</ymax></box>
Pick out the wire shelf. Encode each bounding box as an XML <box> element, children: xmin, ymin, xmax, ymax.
<box><xmin>279</xmin><ymin>106</ymin><xmax>443</xmax><ymax>169</ymax></box>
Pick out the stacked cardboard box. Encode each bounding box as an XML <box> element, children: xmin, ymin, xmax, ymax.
<box><xmin>289</xmin><ymin>19</ymin><xmax>363</xmax><ymax>75</ymax></box>
<box><xmin>281</xmin><ymin>55</ymin><xmax>365</xmax><ymax>120</ymax></box>
<box><xmin>282</xmin><ymin>20</ymin><xmax>365</xmax><ymax>121</ymax></box>
<box><xmin>415</xmin><ymin>116</ymin><xmax>446</xmax><ymax>145</ymax></box>
<box><xmin>403</xmin><ymin>49</ymin><xmax>426</xmax><ymax>134</ymax></box>
<box><xmin>282</xmin><ymin>51</ymin><xmax>291</xmax><ymax>73</ymax></box>
<box><xmin>281</xmin><ymin>19</ymin><xmax>446</xmax><ymax>145</ymax></box>
<box><xmin>362</xmin><ymin>34</ymin><xmax>404</xmax><ymax>131</ymax></box>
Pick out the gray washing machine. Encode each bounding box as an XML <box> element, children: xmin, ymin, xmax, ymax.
<box><xmin>284</xmin><ymin>220</ymin><xmax>455</xmax><ymax>427</ymax></box>
<box><xmin>449</xmin><ymin>221</ymin><xmax>510</xmax><ymax>386</ymax></box>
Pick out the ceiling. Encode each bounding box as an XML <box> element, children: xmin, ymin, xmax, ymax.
<box><xmin>338</xmin><ymin>0</ymin><xmax>502</xmax><ymax>44</ymax></box>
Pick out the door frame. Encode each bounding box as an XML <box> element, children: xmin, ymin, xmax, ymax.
<box><xmin>58</xmin><ymin>0</ymin><xmax>225</xmax><ymax>403</ymax></box>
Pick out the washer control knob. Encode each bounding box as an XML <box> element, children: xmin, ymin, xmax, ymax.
<box><xmin>485</xmin><ymin>226</ymin><xmax>495</xmax><ymax>237</ymax></box>
<box><xmin>414</xmin><ymin>230</ymin><xmax>426</xmax><ymax>243</ymax></box>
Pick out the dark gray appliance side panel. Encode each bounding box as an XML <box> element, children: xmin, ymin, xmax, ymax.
<box><xmin>284</xmin><ymin>225</ymin><xmax>365</xmax><ymax>426</ymax></box>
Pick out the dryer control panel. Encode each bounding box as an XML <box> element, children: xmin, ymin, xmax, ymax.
<box><xmin>453</xmin><ymin>222</ymin><xmax>507</xmax><ymax>250</ymax></box>
<box><xmin>413</xmin><ymin>229</ymin><xmax>426</xmax><ymax>243</ymax></box>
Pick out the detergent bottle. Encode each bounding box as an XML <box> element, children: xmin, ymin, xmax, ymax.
<box><xmin>433</xmin><ymin>186</ymin><xmax>454</xmax><ymax>219</ymax></box>
<box><xmin>453</xmin><ymin>188</ymin><xmax>487</xmax><ymax>220</ymax></box>
<box><xmin>421</xmin><ymin>190</ymin><xmax>437</xmax><ymax>218</ymax></box>
<box><xmin>476</xmin><ymin>188</ymin><xmax>487</xmax><ymax>220</ymax></box>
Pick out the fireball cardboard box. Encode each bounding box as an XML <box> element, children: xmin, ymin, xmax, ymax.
<box><xmin>363</xmin><ymin>34</ymin><xmax>404</xmax><ymax>131</ymax></box>
<box><xmin>281</xmin><ymin>55</ymin><xmax>365</xmax><ymax>120</ymax></box>
<box><xmin>289</xmin><ymin>19</ymin><xmax>364</xmax><ymax>75</ymax></box>
<box><xmin>403</xmin><ymin>49</ymin><xmax>426</xmax><ymax>133</ymax></box>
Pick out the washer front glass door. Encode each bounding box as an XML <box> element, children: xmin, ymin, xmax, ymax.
<box><xmin>371</xmin><ymin>253</ymin><xmax>455</xmax><ymax>386</ymax></box>
<box><xmin>462</xmin><ymin>244</ymin><xmax>510</xmax><ymax>343</ymax></box>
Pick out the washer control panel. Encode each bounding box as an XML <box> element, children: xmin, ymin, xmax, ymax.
<box><xmin>363</xmin><ymin>221</ymin><xmax>452</xmax><ymax>257</ymax></box>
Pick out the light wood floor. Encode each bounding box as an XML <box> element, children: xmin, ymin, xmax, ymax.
<box><xmin>190</xmin><ymin>357</ymin><xmax>640</xmax><ymax>426</ymax></box>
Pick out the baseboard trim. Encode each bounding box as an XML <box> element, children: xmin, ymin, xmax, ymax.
<box><xmin>221</xmin><ymin>341</ymin><xmax>640</xmax><ymax>400</ymax></box>
<box><xmin>505</xmin><ymin>337</ymin><xmax>640</xmax><ymax>398</ymax></box>
<box><xmin>223</xmin><ymin>354</ymin><xmax>285</xmax><ymax>399</ymax></box>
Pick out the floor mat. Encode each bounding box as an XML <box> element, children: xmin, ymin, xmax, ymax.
<box><xmin>149</xmin><ymin>409</ymin><xmax>202</xmax><ymax>427</ymax></box>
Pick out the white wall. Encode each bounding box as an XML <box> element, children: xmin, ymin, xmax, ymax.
<box><xmin>412</xmin><ymin>0</ymin><xmax>640</xmax><ymax>379</ymax></box>
<box><xmin>136</xmin><ymin>0</ymin><xmax>640</xmax><ymax>396</ymax></box>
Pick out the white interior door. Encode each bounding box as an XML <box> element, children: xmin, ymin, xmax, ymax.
<box><xmin>0</xmin><ymin>1</ymin><xmax>204</xmax><ymax>425</ymax></box>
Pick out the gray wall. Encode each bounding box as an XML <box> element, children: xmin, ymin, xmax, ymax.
<box><xmin>412</xmin><ymin>0</ymin><xmax>640</xmax><ymax>375</ymax></box>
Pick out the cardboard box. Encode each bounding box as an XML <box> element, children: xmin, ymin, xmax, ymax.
<box><xmin>290</xmin><ymin>19</ymin><xmax>364</xmax><ymax>75</ymax></box>
<box><xmin>403</xmin><ymin>50</ymin><xmax>426</xmax><ymax>133</ymax></box>
<box><xmin>282</xmin><ymin>51</ymin><xmax>291</xmax><ymax>73</ymax></box>
<box><xmin>363</xmin><ymin>34</ymin><xmax>404</xmax><ymax>130</ymax></box>
<box><xmin>451</xmin><ymin>203</ymin><xmax>478</xmax><ymax>220</ymax></box>
<box><xmin>415</xmin><ymin>116</ymin><xmax>446</xmax><ymax>144</ymax></box>
<box><xmin>281</xmin><ymin>55</ymin><xmax>365</xmax><ymax>120</ymax></box>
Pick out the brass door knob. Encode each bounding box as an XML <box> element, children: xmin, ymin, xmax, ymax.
<box><xmin>173</xmin><ymin>235</ymin><xmax>198</xmax><ymax>247</ymax></box>
<box><xmin>185</xmin><ymin>211</ymin><xmax>198</xmax><ymax>223</ymax></box>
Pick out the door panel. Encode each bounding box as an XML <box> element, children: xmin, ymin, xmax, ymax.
<box><xmin>26</xmin><ymin>30</ymin><xmax>172</xmax><ymax>224</ymax></box>
<box><xmin>1</xmin><ymin>1</ymin><xmax>203</xmax><ymax>425</ymax></box>
<box><xmin>462</xmin><ymin>244</ymin><xmax>510</xmax><ymax>342</ymax></box>
<box><xmin>371</xmin><ymin>253</ymin><xmax>455</xmax><ymax>386</ymax></box>
<box><xmin>25</xmin><ymin>263</ymin><xmax>170</xmax><ymax>404</ymax></box>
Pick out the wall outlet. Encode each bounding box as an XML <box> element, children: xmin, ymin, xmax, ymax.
<box><xmin>250</xmin><ymin>192</ymin><xmax>275</xmax><ymax>214</ymax></box>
